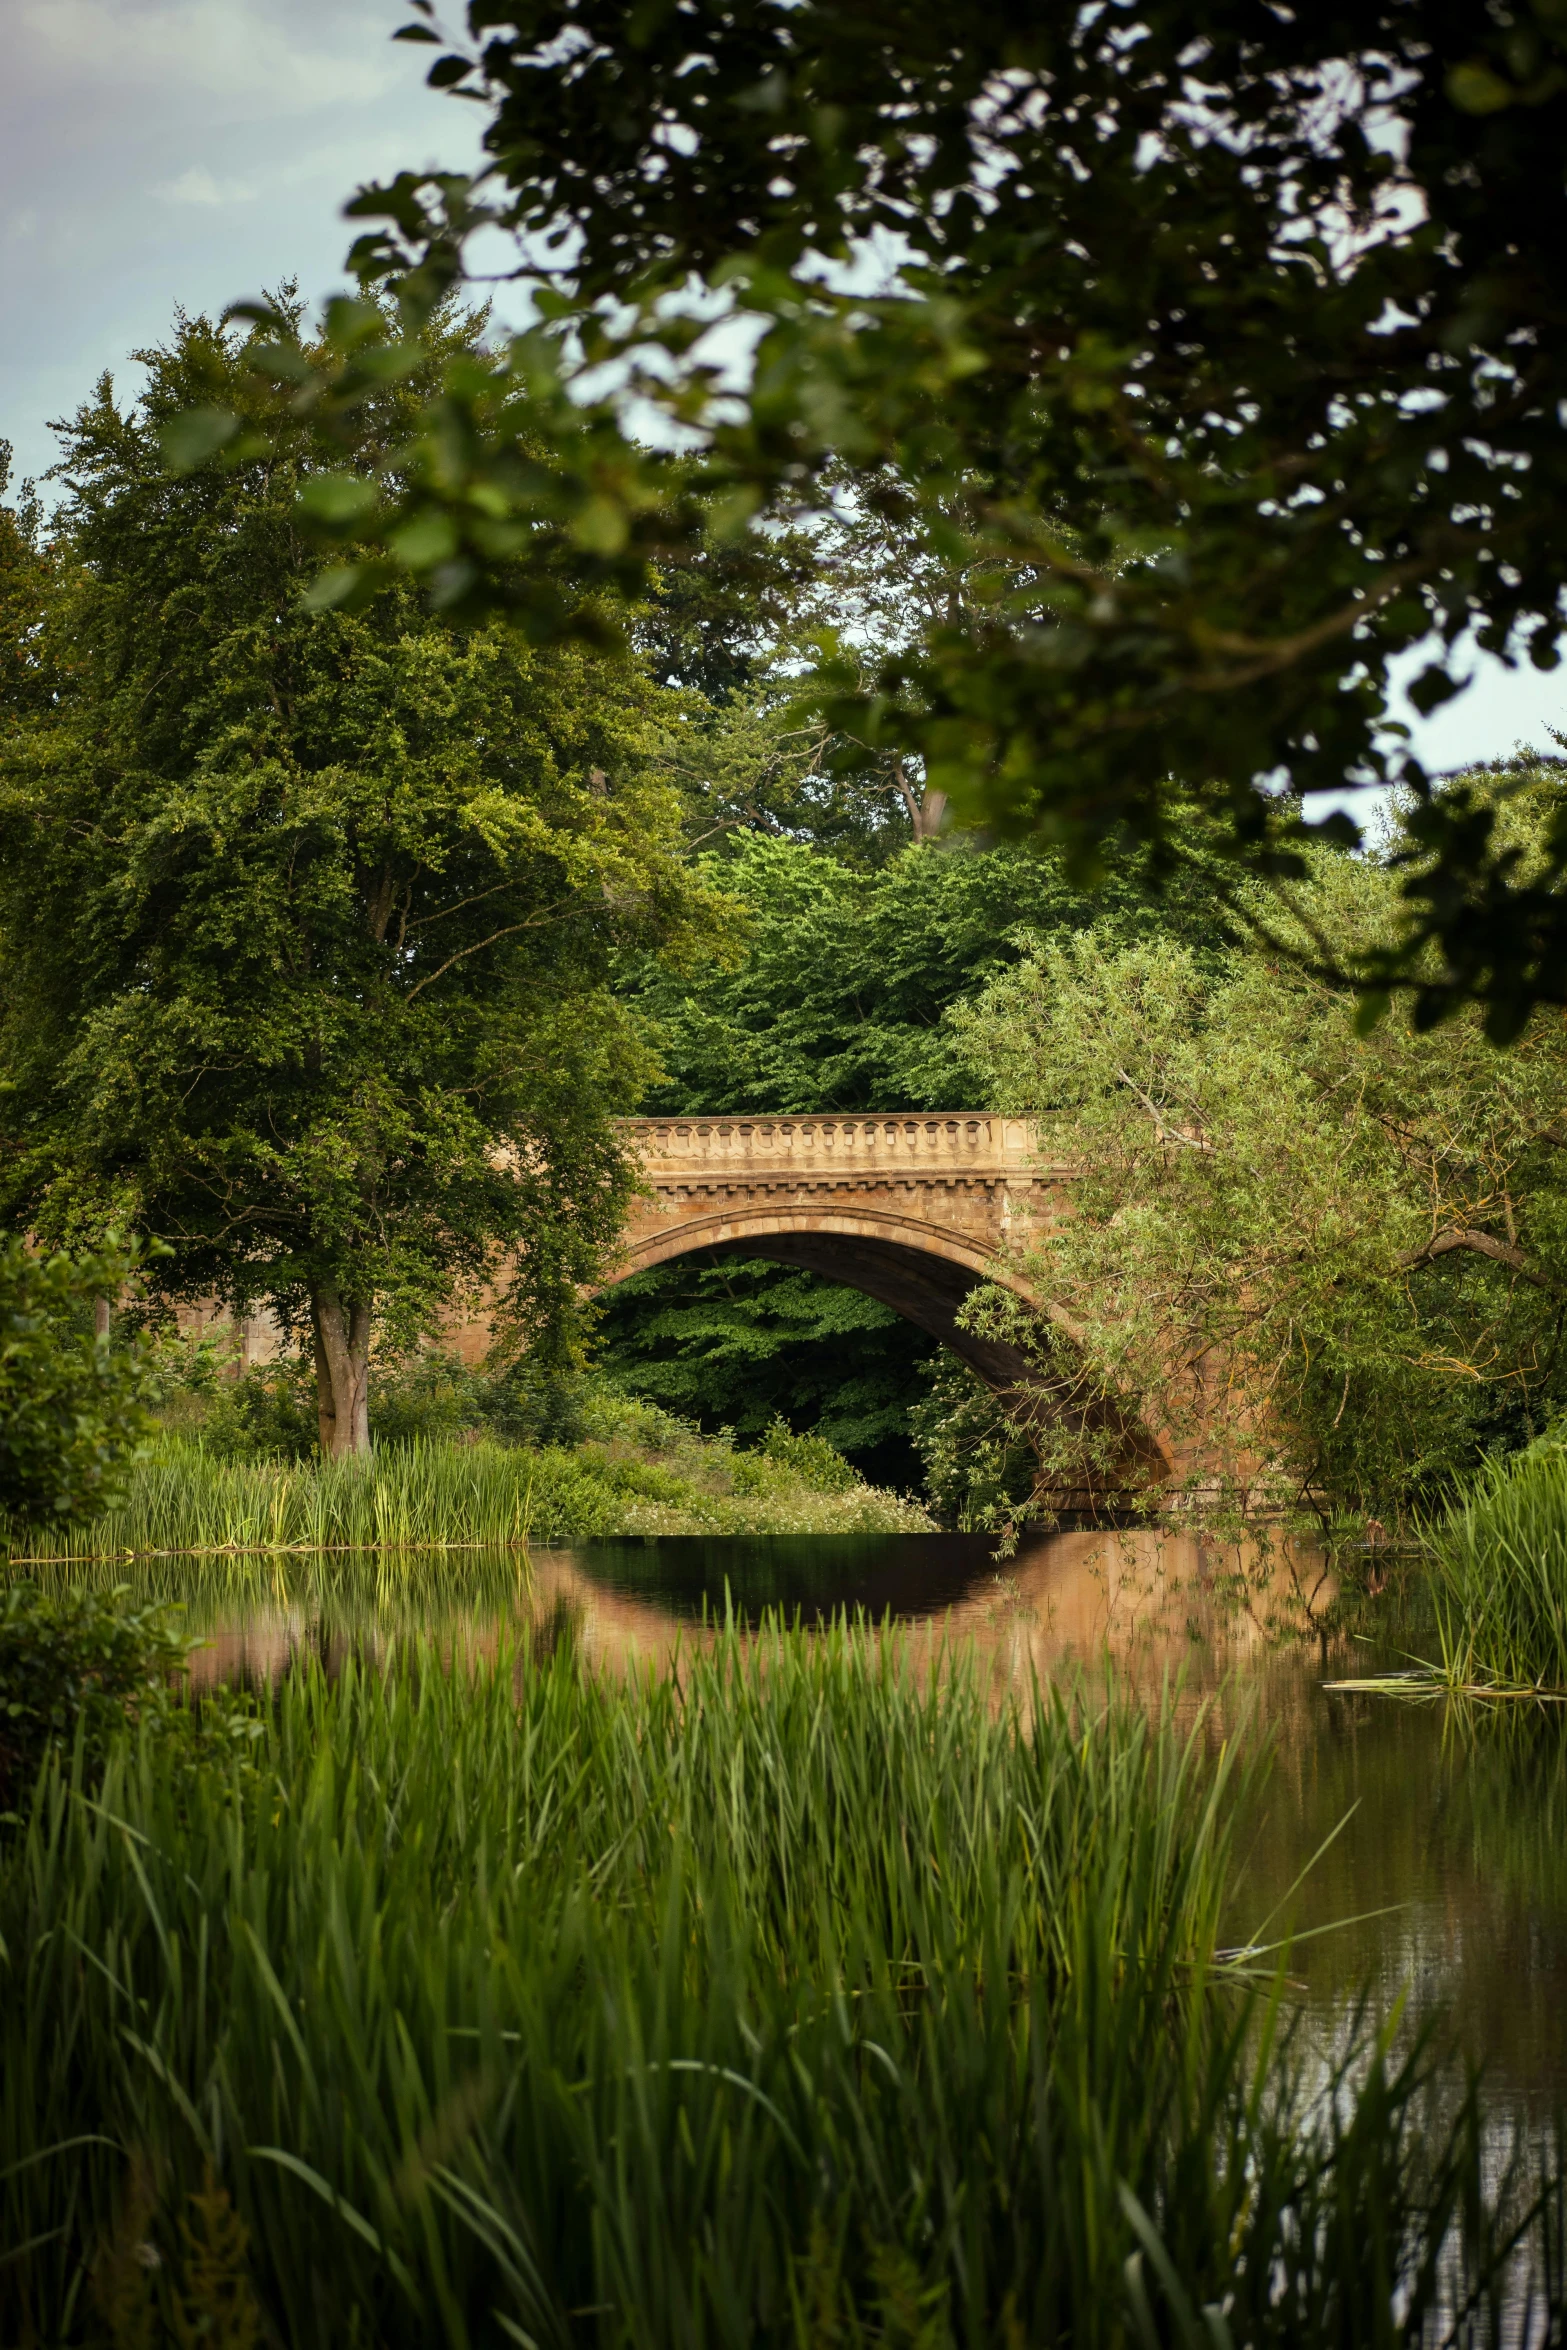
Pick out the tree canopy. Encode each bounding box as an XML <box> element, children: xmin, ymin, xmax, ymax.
<box><xmin>0</xmin><ymin>1239</ymin><xmax>156</xmax><ymax>1526</ymax></box>
<box><xmin>217</xmin><ymin>0</ymin><xmax>1567</xmax><ymax>1031</ymax></box>
<box><xmin>622</xmin><ymin>830</ymin><xmax>1231</xmax><ymax>1114</ymax></box>
<box><xmin>0</xmin><ymin>306</ymin><xmax>711</xmax><ymax>1453</ymax></box>
<box><xmin>956</xmin><ymin>771</ymin><xmax>1567</xmax><ymax>1518</ymax></box>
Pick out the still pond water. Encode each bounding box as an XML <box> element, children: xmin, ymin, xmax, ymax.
<box><xmin>109</xmin><ymin>1525</ymin><xmax>1567</xmax><ymax>2121</ymax></box>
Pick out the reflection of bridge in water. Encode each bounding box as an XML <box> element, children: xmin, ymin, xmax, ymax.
<box><xmin>608</xmin><ymin>1115</ymin><xmax>1054</xmax><ymax>1390</ymax></box>
<box><xmin>181</xmin><ymin>1529</ymin><xmax>1318</xmax><ymax>1699</ymax></box>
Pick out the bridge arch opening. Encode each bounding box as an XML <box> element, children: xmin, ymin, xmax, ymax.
<box><xmin>601</xmin><ymin>1205</ymin><xmax>1045</xmax><ymax>1389</ymax></box>
<box><xmin>599</xmin><ymin>1210</ymin><xmax>1175</xmax><ymax>1510</ymax></box>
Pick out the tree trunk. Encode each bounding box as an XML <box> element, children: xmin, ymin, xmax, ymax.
<box><xmin>912</xmin><ymin>786</ymin><xmax>948</xmax><ymax>842</ymax></box>
<box><xmin>310</xmin><ymin>1284</ymin><xmax>372</xmax><ymax>1457</ymax></box>
<box><xmin>93</xmin><ymin>1295</ymin><xmax>111</xmax><ymax>1341</ymax></box>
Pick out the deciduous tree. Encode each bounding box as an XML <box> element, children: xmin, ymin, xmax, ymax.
<box><xmin>259</xmin><ymin>0</ymin><xmax>1567</xmax><ymax>1028</ymax></box>
<box><xmin>0</xmin><ymin>308</ymin><xmax>712</xmax><ymax>1453</ymax></box>
<box><xmin>956</xmin><ymin>777</ymin><xmax>1567</xmax><ymax>1518</ymax></box>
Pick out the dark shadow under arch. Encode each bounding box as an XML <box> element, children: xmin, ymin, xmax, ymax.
<box><xmin>602</xmin><ymin>1203</ymin><xmax>1176</xmax><ymax>1496</ymax></box>
<box><xmin>603</xmin><ymin>1204</ymin><xmax>1044</xmax><ymax>1388</ymax></box>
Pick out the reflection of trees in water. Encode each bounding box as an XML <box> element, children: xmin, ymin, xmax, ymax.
<box><xmin>1233</xmin><ymin>1675</ymin><xmax>1567</xmax><ymax>2115</ymax></box>
<box><xmin>1444</xmin><ymin>1704</ymin><xmax>1567</xmax><ymax>1918</ymax></box>
<box><xmin>56</xmin><ymin>1525</ymin><xmax>1335</xmax><ymax>1691</ymax></box>
<box><xmin>42</xmin><ymin>1538</ymin><xmax>1567</xmax><ymax>2118</ymax></box>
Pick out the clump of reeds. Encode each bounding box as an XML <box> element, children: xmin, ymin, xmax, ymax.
<box><xmin>1</xmin><ymin>1625</ymin><xmax>1554</xmax><ymax>2345</ymax></box>
<box><xmin>1428</xmin><ymin>1442</ymin><xmax>1567</xmax><ymax>1694</ymax></box>
<box><xmin>3</xmin><ymin>1426</ymin><xmax>928</xmax><ymax>1562</ymax></box>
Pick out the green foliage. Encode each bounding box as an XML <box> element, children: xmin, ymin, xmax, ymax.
<box><xmin>0</xmin><ymin>1238</ymin><xmax>156</xmax><ymax>1525</ymax></box>
<box><xmin>148</xmin><ymin>1337</ymin><xmax>597</xmax><ymax>1463</ymax></box>
<box><xmin>147</xmin><ymin>1330</ymin><xmax>320</xmax><ymax>1464</ymax></box>
<box><xmin>1430</xmin><ymin>1442</ymin><xmax>1567</xmax><ymax>1692</ymax></box>
<box><xmin>282</xmin><ymin>2</ymin><xmax>1567</xmax><ymax>1021</ymax></box>
<box><xmin>0</xmin><ymin>1580</ymin><xmax>189</xmax><ymax>1814</ymax></box>
<box><xmin>3</xmin><ymin>1631</ymin><xmax>1551</xmax><ymax>2345</ymax></box>
<box><xmin>908</xmin><ymin>1353</ymin><xmax>1042</xmax><ymax>1534</ymax></box>
<box><xmin>640</xmin><ymin>512</ymin><xmax>823</xmax><ymax>707</ymax></box>
<box><xmin>957</xmin><ymin>823</ymin><xmax>1567</xmax><ymax>1521</ymax></box>
<box><xmin>190</xmin><ymin>1365</ymin><xmax>320</xmax><ymax>1466</ymax></box>
<box><xmin>597</xmin><ymin>1253</ymin><xmax>937</xmax><ymax>1485</ymax></box>
<box><xmin>625</xmin><ymin>830</ymin><xmax>1229</xmax><ymax>1116</ymax></box>
<box><xmin>3</xmin><ymin>1410</ymin><xmax>927</xmax><ymax>1559</ymax></box>
<box><xmin>756</xmin><ymin>1415</ymin><xmax>861</xmax><ymax>1495</ymax></box>
<box><xmin>0</xmin><ymin>441</ymin><xmax>56</xmax><ymax>724</ymax></box>
<box><xmin>367</xmin><ymin>1348</ymin><xmax>590</xmax><ymax>1451</ymax></box>
<box><xmin>648</xmin><ymin>459</ymin><xmax>1093</xmax><ymax>864</ymax></box>
<box><xmin>0</xmin><ymin>302</ymin><xmax>711</xmax><ymax>1453</ymax></box>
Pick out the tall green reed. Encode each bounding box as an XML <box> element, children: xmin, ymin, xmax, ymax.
<box><xmin>1429</xmin><ymin>1444</ymin><xmax>1567</xmax><ymax>1692</ymax></box>
<box><xmin>3</xmin><ymin>1440</ymin><xmax>592</xmax><ymax>1560</ymax></box>
<box><xmin>2</xmin><ymin>1626</ymin><xmax>1555</xmax><ymax>2346</ymax></box>
<box><xmin>4</xmin><ymin>1431</ymin><xmax>926</xmax><ymax>1562</ymax></box>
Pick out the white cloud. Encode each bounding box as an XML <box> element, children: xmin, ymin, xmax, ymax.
<box><xmin>0</xmin><ymin>0</ymin><xmax>486</xmax><ymax>486</ymax></box>
<box><xmin>17</xmin><ymin>0</ymin><xmax>408</xmax><ymax>120</ymax></box>
<box><xmin>154</xmin><ymin>166</ymin><xmax>258</xmax><ymax>207</ymax></box>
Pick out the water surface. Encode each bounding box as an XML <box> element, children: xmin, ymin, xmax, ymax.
<box><xmin>47</xmin><ymin>1526</ymin><xmax>1567</xmax><ymax>2116</ymax></box>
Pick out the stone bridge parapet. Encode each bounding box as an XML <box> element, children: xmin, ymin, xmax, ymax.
<box><xmin>609</xmin><ymin>1114</ymin><xmax>1066</xmax><ymax>1391</ymax></box>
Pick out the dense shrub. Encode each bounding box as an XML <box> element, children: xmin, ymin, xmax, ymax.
<box><xmin>370</xmin><ymin>1349</ymin><xmax>590</xmax><ymax>1451</ymax></box>
<box><xmin>0</xmin><ymin>1580</ymin><xmax>188</xmax><ymax>1815</ymax></box>
<box><xmin>755</xmin><ymin>1415</ymin><xmax>862</xmax><ymax>1494</ymax></box>
<box><xmin>0</xmin><ymin>1238</ymin><xmax>156</xmax><ymax>1524</ymax></box>
<box><xmin>189</xmin><ymin>1359</ymin><xmax>319</xmax><ymax>1463</ymax></box>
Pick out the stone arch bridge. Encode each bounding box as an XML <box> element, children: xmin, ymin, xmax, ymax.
<box><xmin>189</xmin><ymin>1112</ymin><xmax>1193</xmax><ymax>1501</ymax></box>
<box><xmin>611</xmin><ymin>1114</ymin><xmax>1056</xmax><ymax>1390</ymax></box>
<box><xmin>607</xmin><ymin>1115</ymin><xmax>1186</xmax><ymax>1500</ymax></box>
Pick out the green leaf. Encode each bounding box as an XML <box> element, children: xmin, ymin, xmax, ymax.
<box><xmin>322</xmin><ymin>295</ymin><xmax>386</xmax><ymax>351</ymax></box>
<box><xmin>222</xmin><ymin>300</ymin><xmax>292</xmax><ymax>333</ymax></box>
<box><xmin>571</xmin><ymin>496</ymin><xmax>630</xmax><ymax>555</ymax></box>
<box><xmin>298</xmin><ymin>474</ymin><xmax>380</xmax><ymax>529</ymax></box>
<box><xmin>158</xmin><ymin>407</ymin><xmax>239</xmax><ymax>475</ymax></box>
<box><xmin>246</xmin><ymin>2149</ymin><xmax>385</xmax><ymax>2254</ymax></box>
<box><xmin>299</xmin><ymin>564</ymin><xmax>367</xmax><ymax>611</ymax></box>
<box><xmin>393</xmin><ymin>22</ymin><xmax>441</xmax><ymax>39</ymax></box>
<box><xmin>389</xmin><ymin>512</ymin><xmax>460</xmax><ymax>569</ymax></box>
<box><xmin>1446</xmin><ymin>59</ymin><xmax>1517</xmax><ymax>112</ymax></box>
<box><xmin>246</xmin><ymin>341</ymin><xmax>313</xmax><ymax>386</ymax></box>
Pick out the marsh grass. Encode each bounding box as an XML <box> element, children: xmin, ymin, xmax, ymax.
<box><xmin>1426</xmin><ymin>1445</ymin><xmax>1567</xmax><ymax>1695</ymax></box>
<box><xmin>1</xmin><ymin>1625</ymin><xmax>1557</xmax><ymax>2346</ymax></box>
<box><xmin>3</xmin><ymin>1426</ymin><xmax>929</xmax><ymax>1564</ymax></box>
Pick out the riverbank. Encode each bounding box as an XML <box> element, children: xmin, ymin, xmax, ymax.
<box><xmin>2</xmin><ymin>1400</ymin><xmax>931</xmax><ymax>1560</ymax></box>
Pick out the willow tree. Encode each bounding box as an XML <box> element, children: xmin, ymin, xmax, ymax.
<box><xmin>955</xmin><ymin>777</ymin><xmax>1567</xmax><ymax>1520</ymax></box>
<box><xmin>0</xmin><ymin>307</ymin><xmax>710</xmax><ymax>1454</ymax></box>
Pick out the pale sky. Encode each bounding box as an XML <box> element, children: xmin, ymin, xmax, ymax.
<box><xmin>1</xmin><ymin>0</ymin><xmax>481</xmax><ymax>487</ymax></box>
<box><xmin>2</xmin><ymin>0</ymin><xmax>1563</xmax><ymax>786</ymax></box>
